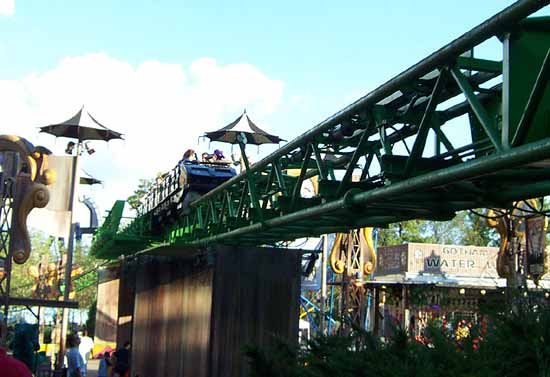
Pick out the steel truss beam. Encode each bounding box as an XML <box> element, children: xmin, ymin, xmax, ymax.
<box><xmin>91</xmin><ymin>0</ymin><xmax>550</xmax><ymax>258</ymax></box>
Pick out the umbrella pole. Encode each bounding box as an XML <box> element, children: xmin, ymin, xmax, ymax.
<box><xmin>238</xmin><ymin>136</ymin><xmax>262</xmax><ymax>220</ymax></box>
<box><xmin>57</xmin><ymin>142</ymin><xmax>79</xmax><ymax>369</ymax></box>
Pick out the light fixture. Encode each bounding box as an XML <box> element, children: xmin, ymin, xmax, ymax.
<box><xmin>84</xmin><ymin>142</ymin><xmax>95</xmax><ymax>155</ymax></box>
<box><xmin>480</xmin><ymin>289</ymin><xmax>486</xmax><ymax>296</ymax></box>
<box><xmin>459</xmin><ymin>288</ymin><xmax>466</xmax><ymax>295</ymax></box>
<box><xmin>545</xmin><ymin>292</ymin><xmax>549</xmax><ymax>298</ymax></box>
<box><xmin>65</xmin><ymin>141</ymin><xmax>75</xmax><ymax>155</ymax></box>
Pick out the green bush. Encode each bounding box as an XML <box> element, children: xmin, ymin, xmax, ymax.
<box><xmin>246</xmin><ymin>304</ymin><xmax>550</xmax><ymax>377</ymax></box>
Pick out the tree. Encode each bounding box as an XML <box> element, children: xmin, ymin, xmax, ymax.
<box><xmin>9</xmin><ymin>231</ymin><xmax>54</xmax><ymax>298</ymax></box>
<box><xmin>461</xmin><ymin>211</ymin><xmax>498</xmax><ymax>246</ymax></box>
<box><xmin>426</xmin><ymin>212</ymin><xmax>467</xmax><ymax>245</ymax></box>
<box><xmin>9</xmin><ymin>231</ymin><xmax>99</xmax><ymax>310</ymax></box>
<box><xmin>72</xmin><ymin>241</ymin><xmax>99</xmax><ymax>309</ymax></box>
<box><xmin>127</xmin><ymin>178</ymin><xmax>154</xmax><ymax>211</ymax></box>
<box><xmin>377</xmin><ymin>220</ymin><xmax>432</xmax><ymax>247</ymax></box>
<box><xmin>377</xmin><ymin>211</ymin><xmax>497</xmax><ymax>247</ymax></box>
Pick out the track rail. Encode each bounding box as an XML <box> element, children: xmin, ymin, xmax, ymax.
<box><xmin>92</xmin><ymin>0</ymin><xmax>550</xmax><ymax>258</ymax></box>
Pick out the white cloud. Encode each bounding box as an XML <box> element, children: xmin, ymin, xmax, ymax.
<box><xmin>0</xmin><ymin>0</ymin><xmax>14</xmax><ymax>16</ymax></box>
<box><xmin>0</xmin><ymin>53</ymin><xmax>284</xmax><ymax>216</ymax></box>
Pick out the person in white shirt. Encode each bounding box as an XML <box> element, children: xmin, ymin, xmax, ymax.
<box><xmin>78</xmin><ymin>331</ymin><xmax>94</xmax><ymax>370</ymax></box>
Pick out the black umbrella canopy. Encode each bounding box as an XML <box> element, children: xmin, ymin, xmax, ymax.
<box><xmin>40</xmin><ymin>107</ymin><xmax>124</xmax><ymax>142</ymax></box>
<box><xmin>80</xmin><ymin>169</ymin><xmax>102</xmax><ymax>185</ymax></box>
<box><xmin>80</xmin><ymin>177</ymin><xmax>102</xmax><ymax>185</ymax></box>
<box><xmin>205</xmin><ymin>110</ymin><xmax>283</xmax><ymax>145</ymax></box>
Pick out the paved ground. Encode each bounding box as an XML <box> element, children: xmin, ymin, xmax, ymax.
<box><xmin>87</xmin><ymin>359</ymin><xmax>99</xmax><ymax>377</ymax></box>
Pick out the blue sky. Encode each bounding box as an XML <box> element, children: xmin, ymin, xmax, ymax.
<box><xmin>3</xmin><ymin>1</ymin><xmax>543</xmax><ymax>109</ymax></box>
<box><xmin>1</xmin><ymin>0</ymin><xmax>549</xmax><ymax>217</ymax></box>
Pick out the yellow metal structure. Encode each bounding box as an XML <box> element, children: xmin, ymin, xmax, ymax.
<box><xmin>0</xmin><ymin>135</ymin><xmax>55</xmax><ymax>264</ymax></box>
<box><xmin>487</xmin><ymin>199</ymin><xmax>548</xmax><ymax>283</ymax></box>
<box><xmin>329</xmin><ymin>227</ymin><xmax>376</xmax><ymax>275</ymax></box>
<box><xmin>328</xmin><ymin>227</ymin><xmax>376</xmax><ymax>333</ymax></box>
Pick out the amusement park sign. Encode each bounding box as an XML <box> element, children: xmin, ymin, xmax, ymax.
<box><xmin>376</xmin><ymin>243</ymin><xmax>499</xmax><ymax>278</ymax></box>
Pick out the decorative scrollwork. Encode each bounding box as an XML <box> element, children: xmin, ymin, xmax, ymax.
<box><xmin>0</xmin><ymin>135</ymin><xmax>55</xmax><ymax>264</ymax></box>
<box><xmin>12</xmin><ymin>184</ymin><xmax>50</xmax><ymax>264</ymax></box>
<box><xmin>329</xmin><ymin>228</ymin><xmax>376</xmax><ymax>276</ymax></box>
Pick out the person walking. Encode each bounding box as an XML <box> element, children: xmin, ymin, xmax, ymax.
<box><xmin>78</xmin><ymin>331</ymin><xmax>94</xmax><ymax>372</ymax></box>
<box><xmin>112</xmin><ymin>341</ymin><xmax>131</xmax><ymax>377</ymax></box>
<box><xmin>97</xmin><ymin>351</ymin><xmax>112</xmax><ymax>377</ymax></box>
<box><xmin>66</xmin><ymin>334</ymin><xmax>86</xmax><ymax>377</ymax></box>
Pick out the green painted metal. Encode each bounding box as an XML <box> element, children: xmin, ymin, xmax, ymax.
<box><xmin>504</xmin><ymin>17</ymin><xmax>550</xmax><ymax>147</ymax></box>
<box><xmin>512</xmin><ymin>48</ymin><xmax>550</xmax><ymax>146</ymax></box>
<box><xmin>91</xmin><ymin>0</ymin><xmax>550</xmax><ymax>259</ymax></box>
<box><xmin>456</xmin><ymin>56</ymin><xmax>502</xmax><ymax>74</ymax></box>
<box><xmin>450</xmin><ymin>66</ymin><xmax>503</xmax><ymax>152</ymax></box>
<box><xmin>404</xmin><ymin>69</ymin><xmax>447</xmax><ymax>176</ymax></box>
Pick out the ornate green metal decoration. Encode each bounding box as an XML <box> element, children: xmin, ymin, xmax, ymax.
<box><xmin>92</xmin><ymin>0</ymin><xmax>550</xmax><ymax>259</ymax></box>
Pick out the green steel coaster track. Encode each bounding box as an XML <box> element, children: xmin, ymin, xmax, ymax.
<box><xmin>92</xmin><ymin>0</ymin><xmax>550</xmax><ymax>259</ymax></box>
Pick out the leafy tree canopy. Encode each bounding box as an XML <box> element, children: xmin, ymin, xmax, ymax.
<box><xmin>377</xmin><ymin>211</ymin><xmax>498</xmax><ymax>247</ymax></box>
<box><xmin>127</xmin><ymin>178</ymin><xmax>154</xmax><ymax>211</ymax></box>
<box><xmin>10</xmin><ymin>231</ymin><xmax>99</xmax><ymax>309</ymax></box>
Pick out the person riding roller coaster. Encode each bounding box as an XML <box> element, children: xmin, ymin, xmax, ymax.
<box><xmin>182</xmin><ymin>149</ymin><xmax>198</xmax><ymax>163</ymax></box>
<box><xmin>213</xmin><ymin>149</ymin><xmax>227</xmax><ymax>162</ymax></box>
<box><xmin>201</xmin><ymin>149</ymin><xmax>230</xmax><ymax>164</ymax></box>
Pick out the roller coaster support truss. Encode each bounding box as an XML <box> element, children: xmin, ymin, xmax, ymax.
<box><xmin>93</xmin><ymin>0</ymin><xmax>550</xmax><ymax>258</ymax></box>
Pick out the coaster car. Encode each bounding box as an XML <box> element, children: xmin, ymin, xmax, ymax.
<box><xmin>140</xmin><ymin>160</ymin><xmax>237</xmax><ymax>235</ymax></box>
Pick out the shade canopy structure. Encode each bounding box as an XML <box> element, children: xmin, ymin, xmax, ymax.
<box><xmin>80</xmin><ymin>177</ymin><xmax>102</xmax><ymax>185</ymax></box>
<box><xmin>40</xmin><ymin>107</ymin><xmax>124</xmax><ymax>142</ymax></box>
<box><xmin>205</xmin><ymin>111</ymin><xmax>283</xmax><ymax>145</ymax></box>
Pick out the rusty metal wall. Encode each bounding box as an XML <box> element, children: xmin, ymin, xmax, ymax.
<box><xmin>116</xmin><ymin>260</ymin><xmax>136</xmax><ymax>349</ymax></box>
<box><xmin>131</xmin><ymin>256</ymin><xmax>213</xmax><ymax>377</ymax></box>
<box><xmin>209</xmin><ymin>246</ymin><xmax>301</xmax><ymax>377</ymax></box>
<box><xmin>94</xmin><ymin>266</ymin><xmax>120</xmax><ymax>345</ymax></box>
<box><xmin>128</xmin><ymin>246</ymin><xmax>300</xmax><ymax>377</ymax></box>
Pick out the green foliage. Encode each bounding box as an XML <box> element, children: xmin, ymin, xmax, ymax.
<box><xmin>377</xmin><ymin>211</ymin><xmax>497</xmax><ymax>247</ymax></box>
<box><xmin>246</xmin><ymin>306</ymin><xmax>550</xmax><ymax>377</ymax></box>
<box><xmin>127</xmin><ymin>178</ymin><xmax>154</xmax><ymax>211</ymax></box>
<box><xmin>10</xmin><ymin>231</ymin><xmax>99</xmax><ymax>309</ymax></box>
<box><xmin>479</xmin><ymin>306</ymin><xmax>550</xmax><ymax>377</ymax></box>
<box><xmin>72</xmin><ymin>242</ymin><xmax>98</xmax><ymax>309</ymax></box>
<box><xmin>461</xmin><ymin>212</ymin><xmax>498</xmax><ymax>246</ymax></box>
<box><xmin>10</xmin><ymin>232</ymin><xmax>55</xmax><ymax>297</ymax></box>
<box><xmin>378</xmin><ymin>220</ymin><xmax>430</xmax><ymax>246</ymax></box>
<box><xmin>86</xmin><ymin>299</ymin><xmax>96</xmax><ymax>336</ymax></box>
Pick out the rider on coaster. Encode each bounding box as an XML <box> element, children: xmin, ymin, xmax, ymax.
<box><xmin>182</xmin><ymin>149</ymin><xmax>197</xmax><ymax>163</ymax></box>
